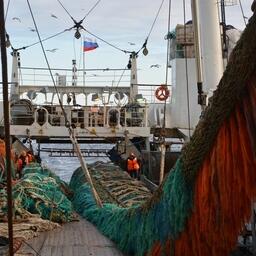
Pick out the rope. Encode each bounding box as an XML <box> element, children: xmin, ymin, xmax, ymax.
<box><xmin>4</xmin><ymin>0</ymin><xmax>11</xmax><ymax>22</ymax></box>
<box><xmin>146</xmin><ymin>0</ymin><xmax>165</xmax><ymax>41</ymax></box>
<box><xmin>22</xmin><ymin>28</ymin><xmax>73</xmax><ymax>50</ymax></box>
<box><xmin>56</xmin><ymin>0</ymin><xmax>76</xmax><ymax>23</ymax></box>
<box><xmin>22</xmin><ymin>240</ymin><xmax>41</xmax><ymax>256</ymax></box>
<box><xmin>81</xmin><ymin>0</ymin><xmax>102</xmax><ymax>21</ymax></box>
<box><xmin>165</xmin><ymin>0</ymin><xmax>172</xmax><ymax>85</ymax></box>
<box><xmin>84</xmin><ymin>27</ymin><xmax>130</xmax><ymax>54</ymax></box>
<box><xmin>238</xmin><ymin>0</ymin><xmax>247</xmax><ymax>26</ymax></box>
<box><xmin>183</xmin><ymin>0</ymin><xmax>191</xmax><ymax>138</ymax></box>
<box><xmin>136</xmin><ymin>0</ymin><xmax>165</xmax><ymax>55</ymax></box>
<box><xmin>162</xmin><ymin>0</ymin><xmax>172</xmax><ymax>128</ymax></box>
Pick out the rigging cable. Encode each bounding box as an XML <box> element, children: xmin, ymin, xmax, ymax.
<box><xmin>183</xmin><ymin>0</ymin><xmax>191</xmax><ymax>138</ymax></box>
<box><xmin>84</xmin><ymin>28</ymin><xmax>131</xmax><ymax>54</ymax></box>
<box><xmin>238</xmin><ymin>0</ymin><xmax>247</xmax><ymax>26</ymax></box>
<box><xmin>147</xmin><ymin>0</ymin><xmax>165</xmax><ymax>40</ymax></box>
<box><xmin>57</xmin><ymin>0</ymin><xmax>76</xmax><ymax>23</ymax></box>
<box><xmin>22</xmin><ymin>27</ymin><xmax>73</xmax><ymax>50</ymax></box>
<box><xmin>4</xmin><ymin>0</ymin><xmax>10</xmax><ymax>22</ymax></box>
<box><xmin>57</xmin><ymin>0</ymin><xmax>131</xmax><ymax>54</ymax></box>
<box><xmin>81</xmin><ymin>0</ymin><xmax>102</xmax><ymax>21</ymax></box>
<box><xmin>162</xmin><ymin>0</ymin><xmax>172</xmax><ymax>130</ymax></box>
<box><xmin>26</xmin><ymin>0</ymin><xmax>103</xmax><ymax>208</ymax></box>
<box><xmin>136</xmin><ymin>0</ymin><xmax>165</xmax><ymax>55</ymax></box>
<box><xmin>113</xmin><ymin>66</ymin><xmax>127</xmax><ymax>89</ymax></box>
<box><xmin>22</xmin><ymin>240</ymin><xmax>41</xmax><ymax>256</ymax></box>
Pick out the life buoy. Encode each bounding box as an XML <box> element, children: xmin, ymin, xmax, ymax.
<box><xmin>155</xmin><ymin>85</ymin><xmax>170</xmax><ymax>101</ymax></box>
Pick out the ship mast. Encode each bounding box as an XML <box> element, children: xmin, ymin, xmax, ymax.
<box><xmin>196</xmin><ymin>0</ymin><xmax>224</xmax><ymax>101</ymax></box>
<box><xmin>10</xmin><ymin>50</ymin><xmax>20</xmax><ymax>101</ymax></box>
<box><xmin>129</xmin><ymin>52</ymin><xmax>138</xmax><ymax>102</ymax></box>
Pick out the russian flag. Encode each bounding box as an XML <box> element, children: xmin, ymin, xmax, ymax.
<box><xmin>83</xmin><ymin>41</ymin><xmax>99</xmax><ymax>52</ymax></box>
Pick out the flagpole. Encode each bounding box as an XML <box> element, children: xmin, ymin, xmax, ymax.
<box><xmin>83</xmin><ymin>36</ymin><xmax>85</xmax><ymax>87</ymax></box>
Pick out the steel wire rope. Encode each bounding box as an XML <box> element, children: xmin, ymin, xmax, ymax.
<box><xmin>183</xmin><ymin>0</ymin><xmax>191</xmax><ymax>138</ymax></box>
<box><xmin>162</xmin><ymin>0</ymin><xmax>172</xmax><ymax>131</ymax></box>
<box><xmin>56</xmin><ymin>0</ymin><xmax>131</xmax><ymax>54</ymax></box>
<box><xmin>136</xmin><ymin>0</ymin><xmax>165</xmax><ymax>55</ymax></box>
<box><xmin>147</xmin><ymin>0</ymin><xmax>165</xmax><ymax>40</ymax></box>
<box><xmin>238</xmin><ymin>0</ymin><xmax>247</xmax><ymax>26</ymax></box>
<box><xmin>22</xmin><ymin>240</ymin><xmax>41</xmax><ymax>256</ymax></box>
<box><xmin>23</xmin><ymin>1</ymin><xmax>68</xmax><ymax>116</ymax></box>
<box><xmin>57</xmin><ymin>0</ymin><xmax>76</xmax><ymax>22</ymax></box>
<box><xmin>83</xmin><ymin>28</ymin><xmax>131</xmax><ymax>54</ymax></box>
<box><xmin>26</xmin><ymin>0</ymin><xmax>103</xmax><ymax>208</ymax></box>
<box><xmin>113</xmin><ymin>66</ymin><xmax>127</xmax><ymax>89</ymax></box>
<box><xmin>4</xmin><ymin>0</ymin><xmax>10</xmax><ymax>22</ymax></box>
<box><xmin>21</xmin><ymin>27</ymin><xmax>73</xmax><ymax>50</ymax></box>
<box><xmin>4</xmin><ymin>0</ymin><xmax>14</xmax><ymax>49</ymax></box>
<box><xmin>81</xmin><ymin>0</ymin><xmax>102</xmax><ymax>22</ymax></box>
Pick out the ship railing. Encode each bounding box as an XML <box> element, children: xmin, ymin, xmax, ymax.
<box><xmin>10</xmin><ymin>104</ymin><xmax>149</xmax><ymax>128</ymax></box>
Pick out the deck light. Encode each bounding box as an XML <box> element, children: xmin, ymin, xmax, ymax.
<box><xmin>75</xmin><ymin>29</ymin><xmax>81</xmax><ymax>39</ymax></box>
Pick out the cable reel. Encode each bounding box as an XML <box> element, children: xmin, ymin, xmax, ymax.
<box><xmin>155</xmin><ymin>85</ymin><xmax>170</xmax><ymax>101</ymax></box>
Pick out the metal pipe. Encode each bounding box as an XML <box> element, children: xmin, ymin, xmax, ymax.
<box><xmin>0</xmin><ymin>0</ymin><xmax>14</xmax><ymax>255</ymax></box>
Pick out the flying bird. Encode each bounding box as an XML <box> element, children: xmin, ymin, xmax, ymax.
<box><xmin>46</xmin><ymin>48</ymin><xmax>58</xmax><ymax>53</ymax></box>
<box><xmin>12</xmin><ymin>17</ymin><xmax>21</xmax><ymax>22</ymax></box>
<box><xmin>150</xmin><ymin>64</ymin><xmax>161</xmax><ymax>68</ymax></box>
<box><xmin>51</xmin><ymin>14</ymin><xmax>58</xmax><ymax>19</ymax></box>
<box><xmin>28</xmin><ymin>27</ymin><xmax>36</xmax><ymax>32</ymax></box>
<box><xmin>128</xmin><ymin>42</ymin><xmax>135</xmax><ymax>46</ymax></box>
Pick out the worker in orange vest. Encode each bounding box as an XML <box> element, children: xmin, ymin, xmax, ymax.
<box><xmin>126</xmin><ymin>152</ymin><xmax>140</xmax><ymax>179</ymax></box>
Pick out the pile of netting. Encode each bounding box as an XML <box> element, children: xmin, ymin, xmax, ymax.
<box><xmin>70</xmin><ymin>162</ymin><xmax>152</xmax><ymax>209</ymax></box>
<box><xmin>11</xmin><ymin>163</ymin><xmax>76</xmax><ymax>223</ymax></box>
<box><xmin>0</xmin><ymin>162</ymin><xmax>76</xmax><ymax>223</ymax></box>
<box><xmin>70</xmin><ymin>10</ymin><xmax>256</xmax><ymax>256</ymax></box>
<box><xmin>0</xmin><ymin>214</ymin><xmax>60</xmax><ymax>241</ymax></box>
<box><xmin>0</xmin><ymin>162</ymin><xmax>76</xmax><ymax>243</ymax></box>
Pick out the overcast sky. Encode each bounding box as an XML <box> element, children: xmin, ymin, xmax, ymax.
<box><xmin>3</xmin><ymin>0</ymin><xmax>252</xmax><ymax>87</ymax></box>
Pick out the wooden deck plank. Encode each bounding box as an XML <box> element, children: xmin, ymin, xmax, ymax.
<box><xmin>18</xmin><ymin>218</ymin><xmax>126</xmax><ymax>256</ymax></box>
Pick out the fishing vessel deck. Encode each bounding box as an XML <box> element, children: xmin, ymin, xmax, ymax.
<box><xmin>19</xmin><ymin>217</ymin><xmax>126</xmax><ymax>256</ymax></box>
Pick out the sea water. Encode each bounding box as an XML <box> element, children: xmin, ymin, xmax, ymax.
<box><xmin>39</xmin><ymin>143</ymin><xmax>113</xmax><ymax>182</ymax></box>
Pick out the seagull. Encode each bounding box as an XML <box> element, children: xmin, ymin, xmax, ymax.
<box><xmin>150</xmin><ymin>64</ymin><xmax>161</xmax><ymax>68</ymax></box>
<box><xmin>51</xmin><ymin>14</ymin><xmax>58</xmax><ymax>19</ymax></box>
<box><xmin>128</xmin><ymin>42</ymin><xmax>135</xmax><ymax>46</ymax></box>
<box><xmin>28</xmin><ymin>27</ymin><xmax>36</xmax><ymax>32</ymax></box>
<box><xmin>46</xmin><ymin>48</ymin><xmax>58</xmax><ymax>53</ymax></box>
<box><xmin>12</xmin><ymin>17</ymin><xmax>21</xmax><ymax>22</ymax></box>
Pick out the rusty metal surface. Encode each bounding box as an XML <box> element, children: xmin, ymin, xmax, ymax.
<box><xmin>19</xmin><ymin>218</ymin><xmax>126</xmax><ymax>256</ymax></box>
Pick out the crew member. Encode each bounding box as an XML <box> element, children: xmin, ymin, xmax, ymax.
<box><xmin>126</xmin><ymin>152</ymin><xmax>140</xmax><ymax>179</ymax></box>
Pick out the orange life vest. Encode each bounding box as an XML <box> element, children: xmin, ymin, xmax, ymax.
<box><xmin>17</xmin><ymin>159</ymin><xmax>23</xmax><ymax>172</ymax></box>
<box><xmin>27</xmin><ymin>153</ymin><xmax>33</xmax><ymax>163</ymax></box>
<box><xmin>127</xmin><ymin>158</ymin><xmax>140</xmax><ymax>172</ymax></box>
